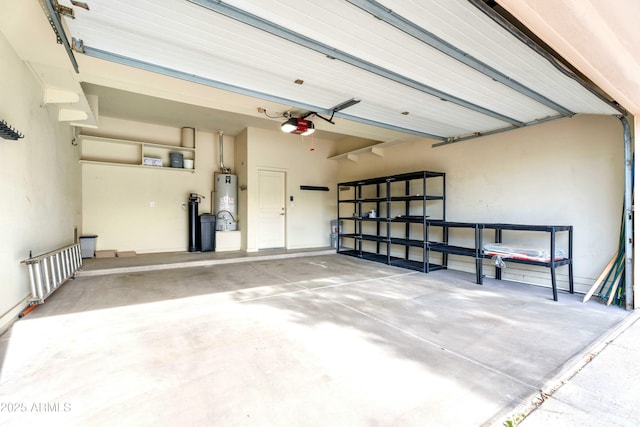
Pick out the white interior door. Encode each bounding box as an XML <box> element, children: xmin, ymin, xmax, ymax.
<box><xmin>257</xmin><ymin>169</ymin><xmax>286</xmax><ymax>249</ymax></box>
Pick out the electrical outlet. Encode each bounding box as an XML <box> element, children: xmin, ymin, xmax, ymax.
<box><xmin>149</xmin><ymin>201</ymin><xmax>155</xmax><ymax>208</ymax></box>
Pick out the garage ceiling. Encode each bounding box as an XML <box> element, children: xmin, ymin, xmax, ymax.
<box><xmin>51</xmin><ymin>0</ymin><xmax>622</xmax><ymax>144</ymax></box>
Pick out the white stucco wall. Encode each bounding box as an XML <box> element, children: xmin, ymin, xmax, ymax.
<box><xmin>499</xmin><ymin>0</ymin><xmax>639</xmax><ymax>308</ymax></box>
<box><xmin>0</xmin><ymin>31</ymin><xmax>82</xmax><ymax>329</ymax></box>
<box><xmin>80</xmin><ymin>116</ymin><xmax>232</xmax><ymax>253</ymax></box>
<box><xmin>81</xmin><ymin>122</ymin><xmax>339</xmax><ymax>255</ymax></box>
<box><xmin>336</xmin><ymin>115</ymin><xmax>624</xmax><ymax>294</ymax></box>
<box><xmin>242</xmin><ymin>128</ymin><xmax>338</xmax><ymax>252</ymax></box>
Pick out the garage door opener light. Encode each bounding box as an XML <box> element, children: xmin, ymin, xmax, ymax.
<box><xmin>281</xmin><ymin>117</ymin><xmax>315</xmax><ymax>136</ymax></box>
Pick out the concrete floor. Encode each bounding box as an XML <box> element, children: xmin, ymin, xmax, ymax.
<box><xmin>0</xmin><ymin>252</ymin><xmax>630</xmax><ymax>426</ymax></box>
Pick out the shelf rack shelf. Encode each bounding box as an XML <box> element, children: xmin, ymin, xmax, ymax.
<box><xmin>337</xmin><ymin>171</ymin><xmax>446</xmax><ymax>273</ymax></box>
<box><xmin>481</xmin><ymin>223</ymin><xmax>573</xmax><ymax>301</ymax></box>
<box><xmin>336</xmin><ymin>171</ymin><xmax>573</xmax><ymax>301</ymax></box>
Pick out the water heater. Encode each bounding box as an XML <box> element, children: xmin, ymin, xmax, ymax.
<box><xmin>214</xmin><ymin>173</ymin><xmax>238</xmax><ymax>231</ymax></box>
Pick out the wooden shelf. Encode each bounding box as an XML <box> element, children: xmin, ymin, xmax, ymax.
<box><xmin>328</xmin><ymin>140</ymin><xmax>409</xmax><ymax>161</ymax></box>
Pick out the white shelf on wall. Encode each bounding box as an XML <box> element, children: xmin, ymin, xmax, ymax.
<box><xmin>79</xmin><ymin>134</ymin><xmax>196</xmax><ymax>172</ymax></box>
<box><xmin>328</xmin><ymin>140</ymin><xmax>409</xmax><ymax>161</ymax></box>
<box><xmin>78</xmin><ymin>160</ymin><xmax>197</xmax><ymax>172</ymax></box>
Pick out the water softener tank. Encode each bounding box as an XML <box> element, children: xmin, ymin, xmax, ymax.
<box><xmin>214</xmin><ymin>174</ymin><xmax>238</xmax><ymax>231</ymax></box>
<box><xmin>188</xmin><ymin>193</ymin><xmax>200</xmax><ymax>251</ymax></box>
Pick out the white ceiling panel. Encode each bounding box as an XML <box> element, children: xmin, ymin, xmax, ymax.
<box><xmin>220</xmin><ymin>0</ymin><xmax>560</xmax><ymax>121</ymax></box>
<box><xmin>57</xmin><ymin>0</ymin><xmax>622</xmax><ymax>143</ymax></box>
<box><xmin>376</xmin><ymin>0</ymin><xmax>621</xmax><ymax>115</ymax></box>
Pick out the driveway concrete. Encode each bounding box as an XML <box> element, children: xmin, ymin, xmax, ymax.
<box><xmin>518</xmin><ymin>310</ymin><xmax>640</xmax><ymax>427</ymax></box>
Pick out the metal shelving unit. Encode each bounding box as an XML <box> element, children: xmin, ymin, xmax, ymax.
<box><xmin>337</xmin><ymin>171</ymin><xmax>573</xmax><ymax>301</ymax></box>
<box><xmin>481</xmin><ymin>223</ymin><xmax>573</xmax><ymax>301</ymax></box>
<box><xmin>337</xmin><ymin>171</ymin><xmax>446</xmax><ymax>273</ymax></box>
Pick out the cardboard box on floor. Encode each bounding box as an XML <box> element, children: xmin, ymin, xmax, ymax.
<box><xmin>117</xmin><ymin>251</ymin><xmax>137</xmax><ymax>257</ymax></box>
<box><xmin>95</xmin><ymin>250</ymin><xmax>117</xmax><ymax>258</ymax></box>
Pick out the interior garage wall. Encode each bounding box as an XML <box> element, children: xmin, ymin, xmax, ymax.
<box><xmin>81</xmin><ymin>116</ymin><xmax>233</xmax><ymax>253</ymax></box>
<box><xmin>0</xmin><ymin>32</ymin><xmax>81</xmax><ymax>329</ymax></box>
<box><xmin>241</xmin><ymin>127</ymin><xmax>338</xmax><ymax>252</ymax></box>
<box><xmin>336</xmin><ymin>115</ymin><xmax>624</xmax><ymax>294</ymax></box>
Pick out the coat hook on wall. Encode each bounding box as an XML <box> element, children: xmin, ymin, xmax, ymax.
<box><xmin>0</xmin><ymin>120</ymin><xmax>25</xmax><ymax>141</ymax></box>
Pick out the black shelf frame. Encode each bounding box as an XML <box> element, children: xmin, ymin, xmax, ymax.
<box><xmin>481</xmin><ymin>223</ymin><xmax>573</xmax><ymax>301</ymax></box>
<box><xmin>337</xmin><ymin>172</ymin><xmax>573</xmax><ymax>301</ymax></box>
<box><xmin>337</xmin><ymin>171</ymin><xmax>446</xmax><ymax>273</ymax></box>
<box><xmin>338</xmin><ymin>249</ymin><xmax>445</xmax><ymax>273</ymax></box>
<box><xmin>426</xmin><ymin>221</ymin><xmax>573</xmax><ymax>301</ymax></box>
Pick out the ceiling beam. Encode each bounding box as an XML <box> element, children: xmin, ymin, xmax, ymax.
<box><xmin>335</xmin><ymin>112</ymin><xmax>445</xmax><ymax>140</ymax></box>
<box><xmin>432</xmin><ymin>114</ymin><xmax>565</xmax><ymax>147</ymax></box>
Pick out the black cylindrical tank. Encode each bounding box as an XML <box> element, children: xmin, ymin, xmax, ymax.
<box><xmin>188</xmin><ymin>193</ymin><xmax>200</xmax><ymax>252</ymax></box>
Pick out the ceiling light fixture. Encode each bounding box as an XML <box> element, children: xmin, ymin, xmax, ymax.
<box><xmin>281</xmin><ymin>117</ymin><xmax>315</xmax><ymax>136</ymax></box>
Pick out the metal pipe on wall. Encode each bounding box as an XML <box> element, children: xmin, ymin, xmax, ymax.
<box><xmin>619</xmin><ymin>115</ymin><xmax>633</xmax><ymax>310</ymax></box>
<box><xmin>219</xmin><ymin>131</ymin><xmax>230</xmax><ymax>174</ymax></box>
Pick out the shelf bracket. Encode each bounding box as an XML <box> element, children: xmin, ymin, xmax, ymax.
<box><xmin>58</xmin><ymin>108</ymin><xmax>88</xmax><ymax>122</ymax></box>
<box><xmin>45</xmin><ymin>88</ymin><xmax>80</xmax><ymax>104</ymax></box>
<box><xmin>371</xmin><ymin>147</ymin><xmax>385</xmax><ymax>157</ymax></box>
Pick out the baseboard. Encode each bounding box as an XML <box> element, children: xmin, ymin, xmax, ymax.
<box><xmin>0</xmin><ymin>295</ymin><xmax>30</xmax><ymax>336</ymax></box>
